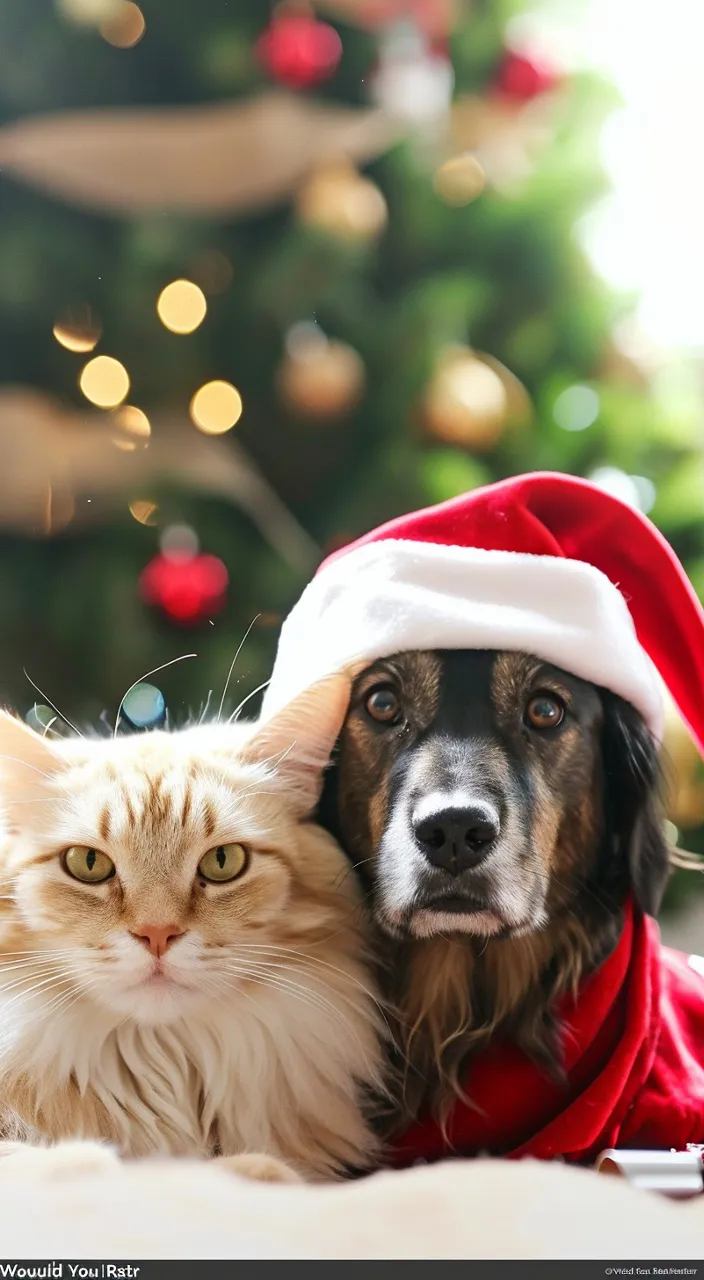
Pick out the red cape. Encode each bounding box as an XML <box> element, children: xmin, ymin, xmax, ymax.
<box><xmin>390</xmin><ymin>904</ymin><xmax>704</xmax><ymax>1165</ymax></box>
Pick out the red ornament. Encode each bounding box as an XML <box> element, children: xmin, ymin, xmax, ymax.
<box><xmin>139</xmin><ymin>551</ymin><xmax>229</xmax><ymax>625</ymax></box>
<box><xmin>494</xmin><ymin>50</ymin><xmax>560</xmax><ymax>103</ymax></box>
<box><xmin>256</xmin><ymin>12</ymin><xmax>342</xmax><ymax>89</ymax></box>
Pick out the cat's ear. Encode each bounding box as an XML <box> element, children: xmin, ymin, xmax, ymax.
<box><xmin>241</xmin><ymin>674</ymin><xmax>352</xmax><ymax>817</ymax></box>
<box><xmin>0</xmin><ymin>711</ymin><xmax>67</xmax><ymax>831</ymax></box>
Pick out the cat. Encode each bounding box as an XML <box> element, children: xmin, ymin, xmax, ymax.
<box><xmin>0</xmin><ymin>675</ymin><xmax>385</xmax><ymax>1182</ymax></box>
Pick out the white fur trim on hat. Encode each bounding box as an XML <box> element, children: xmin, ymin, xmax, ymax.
<box><xmin>262</xmin><ymin>539</ymin><xmax>663</xmax><ymax>738</ymax></box>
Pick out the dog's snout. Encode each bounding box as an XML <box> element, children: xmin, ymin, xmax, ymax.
<box><xmin>413</xmin><ymin>804</ymin><xmax>500</xmax><ymax>873</ymax></box>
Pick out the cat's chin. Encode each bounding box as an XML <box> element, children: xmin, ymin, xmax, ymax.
<box><xmin>99</xmin><ymin>973</ymin><xmax>204</xmax><ymax>1026</ymax></box>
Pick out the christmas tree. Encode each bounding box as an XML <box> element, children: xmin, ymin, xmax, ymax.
<box><xmin>0</xmin><ymin>0</ymin><xmax>703</xmax><ymax>875</ymax></box>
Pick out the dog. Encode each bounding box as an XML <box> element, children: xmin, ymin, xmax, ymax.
<box><xmin>317</xmin><ymin>647</ymin><xmax>671</xmax><ymax>1126</ymax></box>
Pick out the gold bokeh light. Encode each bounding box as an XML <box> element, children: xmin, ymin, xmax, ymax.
<box><xmin>157</xmin><ymin>279</ymin><xmax>207</xmax><ymax>335</ymax></box>
<box><xmin>129</xmin><ymin>500</ymin><xmax>158</xmax><ymax>526</ymax></box>
<box><xmin>433</xmin><ymin>154</ymin><xmax>486</xmax><ymax>207</ymax></box>
<box><xmin>100</xmin><ymin>1</ymin><xmax>146</xmax><ymax>47</ymax></box>
<box><xmin>79</xmin><ymin>355</ymin><xmax>130</xmax><ymax>408</ymax></box>
<box><xmin>53</xmin><ymin>304</ymin><xmax>102</xmax><ymax>353</ymax></box>
<box><xmin>115</xmin><ymin>404</ymin><xmax>151</xmax><ymax>440</ymax></box>
<box><xmin>189</xmin><ymin>380</ymin><xmax>243</xmax><ymax>435</ymax></box>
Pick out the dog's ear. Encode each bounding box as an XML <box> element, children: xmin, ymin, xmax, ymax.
<box><xmin>600</xmin><ymin>692</ymin><xmax>670</xmax><ymax>916</ymax></box>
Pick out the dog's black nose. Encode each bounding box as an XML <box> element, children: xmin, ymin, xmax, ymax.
<box><xmin>413</xmin><ymin>805</ymin><xmax>499</xmax><ymax>873</ymax></box>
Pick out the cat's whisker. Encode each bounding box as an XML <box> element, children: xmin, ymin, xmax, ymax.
<box><xmin>228</xmin><ymin>678</ymin><xmax>271</xmax><ymax>724</ymax></box>
<box><xmin>206</xmin><ymin>968</ymin><xmax>272</xmax><ymax>1022</ymax></box>
<box><xmin>0</xmin><ymin>797</ymin><xmax>67</xmax><ymax>805</ymax></box>
<box><xmin>252</xmin><ymin>742</ymin><xmax>296</xmax><ymax>772</ymax></box>
<box><xmin>198</xmin><ymin>690</ymin><xmax>213</xmax><ymax>725</ymax></box>
<box><xmin>22</xmin><ymin>672</ymin><xmax>83</xmax><ymax>738</ymax></box>
<box><xmin>332</xmin><ymin>857</ymin><xmax>377</xmax><ymax>892</ymax></box>
<box><xmin>230</xmin><ymin>954</ymin><xmax>388</xmax><ymax>1040</ymax></box>
<box><xmin>223</xmin><ymin>961</ymin><xmax>344</xmax><ymax>1029</ymax></box>
<box><xmin>216</xmin><ymin>616</ymin><xmax>260</xmax><ymax>723</ymax></box>
<box><xmin>224</xmin><ymin>942</ymin><xmax>385</xmax><ymax>1008</ymax></box>
<box><xmin>0</xmin><ymin>958</ymin><xmax>74</xmax><ymax>975</ymax></box>
<box><xmin>224</xmin><ymin>959</ymin><xmax>362</xmax><ymax>1040</ymax></box>
<box><xmin>225</xmin><ymin>962</ymin><xmax>382</xmax><ymax>1080</ymax></box>
<box><xmin>0</xmin><ymin>756</ymin><xmax>72</xmax><ymax>789</ymax></box>
<box><xmin>0</xmin><ymin>948</ymin><xmax>77</xmax><ymax>957</ymax></box>
<box><xmin>113</xmin><ymin>653</ymin><xmax>197</xmax><ymax>737</ymax></box>
<box><xmin>0</xmin><ymin>969</ymin><xmax>74</xmax><ymax>1007</ymax></box>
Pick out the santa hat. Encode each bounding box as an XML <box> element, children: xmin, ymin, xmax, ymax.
<box><xmin>262</xmin><ymin>471</ymin><xmax>704</xmax><ymax>755</ymax></box>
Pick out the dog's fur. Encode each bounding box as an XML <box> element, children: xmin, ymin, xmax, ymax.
<box><xmin>318</xmin><ymin>649</ymin><xmax>670</xmax><ymax>1127</ymax></box>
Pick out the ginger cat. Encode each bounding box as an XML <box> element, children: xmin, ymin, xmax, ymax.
<box><xmin>0</xmin><ymin>678</ymin><xmax>385</xmax><ymax>1182</ymax></box>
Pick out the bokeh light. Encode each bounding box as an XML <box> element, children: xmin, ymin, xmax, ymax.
<box><xmin>115</xmin><ymin>404</ymin><xmax>151</xmax><ymax>442</ymax></box>
<box><xmin>297</xmin><ymin>163</ymin><xmax>388</xmax><ymax>241</ymax></box>
<box><xmin>553</xmin><ymin>385</ymin><xmax>600</xmax><ymax>431</ymax></box>
<box><xmin>588</xmin><ymin>466</ymin><xmax>656</xmax><ymax>512</ymax></box>
<box><xmin>189</xmin><ymin>380</ymin><xmax>242</xmax><ymax>434</ymax></box>
<box><xmin>53</xmin><ymin>305</ymin><xmax>102</xmax><ymax>353</ymax></box>
<box><xmin>157</xmin><ymin>279</ymin><xmax>207</xmax><ymax>335</ymax></box>
<box><xmin>160</xmin><ymin>523</ymin><xmax>199</xmax><ymax>559</ymax></box>
<box><xmin>433</xmin><ymin>154</ymin><xmax>486</xmax><ymax>206</ymax></box>
<box><xmin>121</xmin><ymin>682</ymin><xmax>166</xmax><ymax>729</ymax></box>
<box><xmin>56</xmin><ymin>0</ymin><xmax>122</xmax><ymax>25</ymax></box>
<box><xmin>79</xmin><ymin>355</ymin><xmax>130</xmax><ymax>408</ymax></box>
<box><xmin>25</xmin><ymin>704</ymin><xmax>60</xmax><ymax>735</ymax></box>
<box><xmin>129</xmin><ymin>500</ymin><xmax>158</xmax><ymax>526</ymax></box>
<box><xmin>285</xmin><ymin>320</ymin><xmax>328</xmax><ymax>359</ymax></box>
<box><xmin>439</xmin><ymin>353</ymin><xmax>506</xmax><ymax>421</ymax></box>
<box><xmin>100</xmin><ymin>1</ymin><xmax>145</xmax><ymax>47</ymax></box>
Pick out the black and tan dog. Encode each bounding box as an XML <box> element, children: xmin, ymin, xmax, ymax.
<box><xmin>318</xmin><ymin>648</ymin><xmax>670</xmax><ymax>1126</ymax></box>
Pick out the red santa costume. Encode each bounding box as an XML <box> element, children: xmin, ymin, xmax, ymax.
<box><xmin>262</xmin><ymin>471</ymin><xmax>704</xmax><ymax>1164</ymax></box>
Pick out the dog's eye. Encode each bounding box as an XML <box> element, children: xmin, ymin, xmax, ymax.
<box><xmin>365</xmin><ymin>686</ymin><xmax>401</xmax><ymax>725</ymax></box>
<box><xmin>525</xmin><ymin>694</ymin><xmax>565</xmax><ymax>731</ymax></box>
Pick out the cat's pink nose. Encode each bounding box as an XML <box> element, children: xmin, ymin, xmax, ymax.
<box><xmin>131</xmin><ymin>924</ymin><xmax>184</xmax><ymax>958</ymax></box>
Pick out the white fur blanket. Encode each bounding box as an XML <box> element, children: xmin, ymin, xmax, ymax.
<box><xmin>1</xmin><ymin>1155</ymin><xmax>703</xmax><ymax>1259</ymax></box>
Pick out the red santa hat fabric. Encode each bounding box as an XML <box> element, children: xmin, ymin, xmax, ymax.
<box><xmin>262</xmin><ymin>471</ymin><xmax>704</xmax><ymax>753</ymax></box>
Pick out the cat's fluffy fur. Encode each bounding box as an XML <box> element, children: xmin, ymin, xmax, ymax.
<box><xmin>0</xmin><ymin>677</ymin><xmax>385</xmax><ymax>1180</ymax></box>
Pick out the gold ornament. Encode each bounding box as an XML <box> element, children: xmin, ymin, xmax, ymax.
<box><xmin>662</xmin><ymin>697</ymin><xmax>704</xmax><ymax>829</ymax></box>
<box><xmin>433</xmin><ymin>153</ymin><xmax>486</xmax><ymax>206</ymax></box>
<box><xmin>423</xmin><ymin>346</ymin><xmax>530</xmax><ymax>450</ymax></box>
<box><xmin>278</xmin><ymin>327</ymin><xmax>365</xmax><ymax>419</ymax></box>
<box><xmin>296</xmin><ymin>161</ymin><xmax>387</xmax><ymax>242</ymax></box>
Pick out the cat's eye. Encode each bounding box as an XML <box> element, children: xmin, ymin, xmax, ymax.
<box><xmin>62</xmin><ymin>846</ymin><xmax>116</xmax><ymax>884</ymax></box>
<box><xmin>198</xmin><ymin>843</ymin><xmax>248</xmax><ymax>884</ymax></box>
